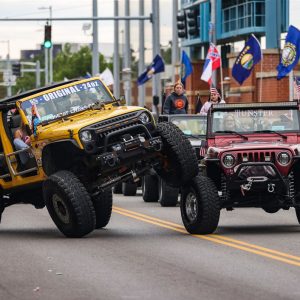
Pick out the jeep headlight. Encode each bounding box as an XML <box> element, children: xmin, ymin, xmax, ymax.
<box><xmin>80</xmin><ymin>130</ymin><xmax>93</xmax><ymax>143</ymax></box>
<box><xmin>139</xmin><ymin>112</ymin><xmax>150</xmax><ymax>124</ymax></box>
<box><xmin>277</xmin><ymin>152</ymin><xmax>291</xmax><ymax>165</ymax></box>
<box><xmin>223</xmin><ymin>154</ymin><xmax>235</xmax><ymax>168</ymax></box>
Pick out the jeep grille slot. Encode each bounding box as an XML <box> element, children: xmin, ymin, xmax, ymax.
<box><xmin>237</xmin><ymin>151</ymin><xmax>276</xmax><ymax>163</ymax></box>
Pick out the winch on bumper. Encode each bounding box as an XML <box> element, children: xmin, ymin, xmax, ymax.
<box><xmin>227</xmin><ymin>162</ymin><xmax>287</xmax><ymax>195</ymax></box>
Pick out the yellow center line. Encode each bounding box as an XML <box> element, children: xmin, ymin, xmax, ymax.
<box><xmin>113</xmin><ymin>206</ymin><xmax>300</xmax><ymax>267</ymax></box>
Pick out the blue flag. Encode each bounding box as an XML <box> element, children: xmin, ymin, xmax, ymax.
<box><xmin>232</xmin><ymin>34</ymin><xmax>262</xmax><ymax>85</ymax></box>
<box><xmin>181</xmin><ymin>50</ymin><xmax>193</xmax><ymax>86</ymax></box>
<box><xmin>137</xmin><ymin>54</ymin><xmax>165</xmax><ymax>85</ymax></box>
<box><xmin>277</xmin><ymin>25</ymin><xmax>300</xmax><ymax>80</ymax></box>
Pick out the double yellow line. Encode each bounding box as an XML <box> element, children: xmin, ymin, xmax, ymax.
<box><xmin>113</xmin><ymin>206</ymin><xmax>300</xmax><ymax>267</ymax></box>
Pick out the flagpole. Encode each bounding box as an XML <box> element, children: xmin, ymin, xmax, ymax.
<box><xmin>219</xmin><ymin>46</ymin><xmax>224</xmax><ymax>100</ymax></box>
<box><xmin>251</xmin><ymin>34</ymin><xmax>263</xmax><ymax>103</ymax></box>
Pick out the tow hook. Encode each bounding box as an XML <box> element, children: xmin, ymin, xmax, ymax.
<box><xmin>268</xmin><ymin>183</ymin><xmax>275</xmax><ymax>193</ymax></box>
<box><xmin>241</xmin><ymin>179</ymin><xmax>253</xmax><ymax>196</ymax></box>
<box><xmin>240</xmin><ymin>176</ymin><xmax>268</xmax><ymax>196</ymax></box>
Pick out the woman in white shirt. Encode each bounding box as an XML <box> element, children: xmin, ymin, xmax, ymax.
<box><xmin>199</xmin><ymin>87</ymin><xmax>225</xmax><ymax>116</ymax></box>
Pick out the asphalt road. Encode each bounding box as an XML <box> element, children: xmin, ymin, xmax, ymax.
<box><xmin>0</xmin><ymin>190</ymin><xmax>300</xmax><ymax>300</ymax></box>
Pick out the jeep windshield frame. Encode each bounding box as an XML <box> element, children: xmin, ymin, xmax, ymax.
<box><xmin>19</xmin><ymin>79</ymin><xmax>116</xmax><ymax>127</ymax></box>
<box><xmin>207</xmin><ymin>101</ymin><xmax>300</xmax><ymax>139</ymax></box>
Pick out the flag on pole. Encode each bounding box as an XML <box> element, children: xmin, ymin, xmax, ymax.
<box><xmin>232</xmin><ymin>34</ymin><xmax>262</xmax><ymax>85</ymax></box>
<box><xmin>100</xmin><ymin>68</ymin><xmax>114</xmax><ymax>86</ymax></box>
<box><xmin>294</xmin><ymin>76</ymin><xmax>300</xmax><ymax>100</ymax></box>
<box><xmin>137</xmin><ymin>54</ymin><xmax>165</xmax><ymax>85</ymax></box>
<box><xmin>201</xmin><ymin>43</ymin><xmax>221</xmax><ymax>85</ymax></box>
<box><xmin>277</xmin><ymin>25</ymin><xmax>300</xmax><ymax>80</ymax></box>
<box><xmin>181</xmin><ymin>50</ymin><xmax>193</xmax><ymax>87</ymax></box>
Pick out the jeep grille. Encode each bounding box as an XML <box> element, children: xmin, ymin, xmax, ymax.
<box><xmin>236</xmin><ymin>151</ymin><xmax>276</xmax><ymax>164</ymax></box>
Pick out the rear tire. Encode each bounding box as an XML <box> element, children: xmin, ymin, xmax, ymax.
<box><xmin>159</xmin><ymin>178</ymin><xmax>179</xmax><ymax>207</ymax></box>
<box><xmin>122</xmin><ymin>182</ymin><xmax>137</xmax><ymax>196</ymax></box>
<box><xmin>296</xmin><ymin>208</ymin><xmax>300</xmax><ymax>224</ymax></box>
<box><xmin>43</xmin><ymin>170</ymin><xmax>96</xmax><ymax>238</ymax></box>
<box><xmin>154</xmin><ymin>122</ymin><xmax>198</xmax><ymax>187</ymax></box>
<box><xmin>142</xmin><ymin>174</ymin><xmax>159</xmax><ymax>202</ymax></box>
<box><xmin>92</xmin><ymin>188</ymin><xmax>113</xmax><ymax>229</ymax></box>
<box><xmin>180</xmin><ymin>175</ymin><xmax>220</xmax><ymax>234</ymax></box>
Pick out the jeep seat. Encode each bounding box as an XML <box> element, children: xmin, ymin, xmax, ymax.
<box><xmin>9</xmin><ymin>114</ymin><xmax>22</xmax><ymax>139</ymax></box>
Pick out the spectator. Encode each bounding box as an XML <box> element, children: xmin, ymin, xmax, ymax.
<box><xmin>199</xmin><ymin>87</ymin><xmax>225</xmax><ymax>116</ymax></box>
<box><xmin>163</xmin><ymin>81</ymin><xmax>188</xmax><ymax>114</ymax></box>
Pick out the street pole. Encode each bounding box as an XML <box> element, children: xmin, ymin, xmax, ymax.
<box><xmin>36</xmin><ymin>60</ymin><xmax>41</xmax><ymax>88</ymax></box>
<box><xmin>6</xmin><ymin>40</ymin><xmax>11</xmax><ymax>97</ymax></box>
<box><xmin>124</xmin><ymin>0</ymin><xmax>131</xmax><ymax>105</ymax></box>
<box><xmin>151</xmin><ymin>0</ymin><xmax>161</xmax><ymax>113</ymax></box>
<box><xmin>172</xmin><ymin>0</ymin><xmax>179</xmax><ymax>83</ymax></box>
<box><xmin>138</xmin><ymin>0</ymin><xmax>145</xmax><ymax>107</ymax></box>
<box><xmin>92</xmin><ymin>0</ymin><xmax>99</xmax><ymax>76</ymax></box>
<box><xmin>49</xmin><ymin>6</ymin><xmax>53</xmax><ymax>83</ymax></box>
<box><xmin>44</xmin><ymin>46</ymin><xmax>48</xmax><ymax>85</ymax></box>
<box><xmin>210</xmin><ymin>0</ymin><xmax>216</xmax><ymax>86</ymax></box>
<box><xmin>113</xmin><ymin>0</ymin><xmax>120</xmax><ymax>99</ymax></box>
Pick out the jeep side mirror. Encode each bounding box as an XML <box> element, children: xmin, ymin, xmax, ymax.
<box><xmin>119</xmin><ymin>95</ymin><xmax>126</xmax><ymax>106</ymax></box>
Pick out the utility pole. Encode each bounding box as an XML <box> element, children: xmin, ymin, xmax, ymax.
<box><xmin>92</xmin><ymin>0</ymin><xmax>99</xmax><ymax>76</ymax></box>
<box><xmin>138</xmin><ymin>0</ymin><xmax>145</xmax><ymax>107</ymax></box>
<box><xmin>36</xmin><ymin>60</ymin><xmax>41</xmax><ymax>88</ymax></box>
<box><xmin>49</xmin><ymin>6</ymin><xmax>53</xmax><ymax>83</ymax></box>
<box><xmin>113</xmin><ymin>0</ymin><xmax>120</xmax><ymax>99</ymax></box>
<box><xmin>124</xmin><ymin>0</ymin><xmax>131</xmax><ymax>105</ymax></box>
<box><xmin>172</xmin><ymin>0</ymin><xmax>179</xmax><ymax>83</ymax></box>
<box><xmin>151</xmin><ymin>0</ymin><xmax>161</xmax><ymax>113</ymax></box>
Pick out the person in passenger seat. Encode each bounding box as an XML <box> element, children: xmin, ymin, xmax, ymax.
<box><xmin>13</xmin><ymin>123</ymin><xmax>31</xmax><ymax>165</ymax></box>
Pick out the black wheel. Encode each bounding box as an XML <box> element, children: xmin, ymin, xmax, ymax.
<box><xmin>122</xmin><ymin>182</ymin><xmax>137</xmax><ymax>196</ymax></box>
<box><xmin>180</xmin><ymin>175</ymin><xmax>220</xmax><ymax>234</ymax></box>
<box><xmin>142</xmin><ymin>174</ymin><xmax>159</xmax><ymax>202</ymax></box>
<box><xmin>262</xmin><ymin>206</ymin><xmax>280</xmax><ymax>214</ymax></box>
<box><xmin>43</xmin><ymin>170</ymin><xmax>96</xmax><ymax>238</ymax></box>
<box><xmin>92</xmin><ymin>188</ymin><xmax>113</xmax><ymax>229</ymax></box>
<box><xmin>159</xmin><ymin>178</ymin><xmax>179</xmax><ymax>207</ymax></box>
<box><xmin>296</xmin><ymin>208</ymin><xmax>300</xmax><ymax>224</ymax></box>
<box><xmin>113</xmin><ymin>182</ymin><xmax>123</xmax><ymax>194</ymax></box>
<box><xmin>154</xmin><ymin>122</ymin><xmax>198</xmax><ymax>187</ymax></box>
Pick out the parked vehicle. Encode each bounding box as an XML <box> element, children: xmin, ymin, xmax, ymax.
<box><xmin>142</xmin><ymin>114</ymin><xmax>207</xmax><ymax>206</ymax></box>
<box><xmin>0</xmin><ymin>77</ymin><xmax>198</xmax><ymax>237</ymax></box>
<box><xmin>181</xmin><ymin>101</ymin><xmax>300</xmax><ymax>234</ymax></box>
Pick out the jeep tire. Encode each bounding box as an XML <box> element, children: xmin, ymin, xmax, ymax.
<box><xmin>43</xmin><ymin>170</ymin><xmax>96</xmax><ymax>238</ymax></box>
<box><xmin>155</xmin><ymin>122</ymin><xmax>198</xmax><ymax>187</ymax></box>
<box><xmin>159</xmin><ymin>178</ymin><xmax>179</xmax><ymax>207</ymax></box>
<box><xmin>296</xmin><ymin>208</ymin><xmax>300</xmax><ymax>224</ymax></box>
<box><xmin>142</xmin><ymin>174</ymin><xmax>159</xmax><ymax>202</ymax></box>
<box><xmin>122</xmin><ymin>182</ymin><xmax>137</xmax><ymax>196</ymax></box>
<box><xmin>92</xmin><ymin>188</ymin><xmax>113</xmax><ymax>229</ymax></box>
<box><xmin>180</xmin><ymin>175</ymin><xmax>220</xmax><ymax>234</ymax></box>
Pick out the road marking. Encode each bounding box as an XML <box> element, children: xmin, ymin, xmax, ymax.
<box><xmin>113</xmin><ymin>206</ymin><xmax>300</xmax><ymax>267</ymax></box>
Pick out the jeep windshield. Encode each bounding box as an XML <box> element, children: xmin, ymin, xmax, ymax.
<box><xmin>170</xmin><ymin>115</ymin><xmax>207</xmax><ymax>137</ymax></box>
<box><xmin>211</xmin><ymin>107</ymin><xmax>300</xmax><ymax>135</ymax></box>
<box><xmin>20</xmin><ymin>79</ymin><xmax>115</xmax><ymax>126</ymax></box>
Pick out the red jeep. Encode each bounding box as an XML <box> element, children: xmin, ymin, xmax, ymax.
<box><xmin>181</xmin><ymin>101</ymin><xmax>300</xmax><ymax>234</ymax></box>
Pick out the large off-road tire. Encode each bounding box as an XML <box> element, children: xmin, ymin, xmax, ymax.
<box><xmin>296</xmin><ymin>208</ymin><xmax>300</xmax><ymax>224</ymax></box>
<box><xmin>122</xmin><ymin>182</ymin><xmax>137</xmax><ymax>196</ymax></box>
<box><xmin>113</xmin><ymin>182</ymin><xmax>123</xmax><ymax>194</ymax></box>
<box><xmin>92</xmin><ymin>188</ymin><xmax>113</xmax><ymax>229</ymax></box>
<box><xmin>262</xmin><ymin>206</ymin><xmax>280</xmax><ymax>214</ymax></box>
<box><xmin>155</xmin><ymin>122</ymin><xmax>198</xmax><ymax>187</ymax></box>
<box><xmin>180</xmin><ymin>175</ymin><xmax>220</xmax><ymax>234</ymax></box>
<box><xmin>43</xmin><ymin>170</ymin><xmax>96</xmax><ymax>238</ymax></box>
<box><xmin>159</xmin><ymin>178</ymin><xmax>179</xmax><ymax>207</ymax></box>
<box><xmin>142</xmin><ymin>174</ymin><xmax>159</xmax><ymax>202</ymax></box>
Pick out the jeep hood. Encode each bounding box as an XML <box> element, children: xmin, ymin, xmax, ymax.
<box><xmin>35</xmin><ymin>106</ymin><xmax>145</xmax><ymax>139</ymax></box>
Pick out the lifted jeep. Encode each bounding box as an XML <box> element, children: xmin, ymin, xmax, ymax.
<box><xmin>0</xmin><ymin>77</ymin><xmax>198</xmax><ymax>237</ymax></box>
<box><xmin>181</xmin><ymin>101</ymin><xmax>300</xmax><ymax>234</ymax></box>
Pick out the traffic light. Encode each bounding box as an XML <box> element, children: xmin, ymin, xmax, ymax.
<box><xmin>177</xmin><ymin>12</ymin><xmax>187</xmax><ymax>38</ymax></box>
<box><xmin>186</xmin><ymin>9</ymin><xmax>199</xmax><ymax>37</ymax></box>
<box><xmin>44</xmin><ymin>25</ymin><xmax>52</xmax><ymax>49</ymax></box>
<box><xmin>12</xmin><ymin>63</ymin><xmax>21</xmax><ymax>77</ymax></box>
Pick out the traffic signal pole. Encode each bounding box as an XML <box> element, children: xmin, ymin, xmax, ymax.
<box><xmin>92</xmin><ymin>0</ymin><xmax>99</xmax><ymax>76</ymax></box>
<box><xmin>172</xmin><ymin>0</ymin><xmax>179</xmax><ymax>83</ymax></box>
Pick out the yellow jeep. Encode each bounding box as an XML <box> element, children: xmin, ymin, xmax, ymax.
<box><xmin>0</xmin><ymin>77</ymin><xmax>198</xmax><ymax>237</ymax></box>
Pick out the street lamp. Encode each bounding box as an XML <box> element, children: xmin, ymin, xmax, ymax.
<box><xmin>0</xmin><ymin>40</ymin><xmax>11</xmax><ymax>96</ymax></box>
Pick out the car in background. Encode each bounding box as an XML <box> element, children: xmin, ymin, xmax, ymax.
<box><xmin>142</xmin><ymin>114</ymin><xmax>207</xmax><ymax>206</ymax></box>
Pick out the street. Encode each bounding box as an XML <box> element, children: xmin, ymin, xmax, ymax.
<box><xmin>0</xmin><ymin>190</ymin><xmax>300</xmax><ymax>300</ymax></box>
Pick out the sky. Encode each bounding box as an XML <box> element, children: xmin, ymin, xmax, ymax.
<box><xmin>0</xmin><ymin>0</ymin><xmax>300</xmax><ymax>61</ymax></box>
<box><xmin>0</xmin><ymin>0</ymin><xmax>172</xmax><ymax>61</ymax></box>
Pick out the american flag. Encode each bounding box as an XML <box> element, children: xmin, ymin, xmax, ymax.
<box><xmin>199</xmin><ymin>140</ymin><xmax>208</xmax><ymax>158</ymax></box>
<box><xmin>294</xmin><ymin>76</ymin><xmax>300</xmax><ymax>100</ymax></box>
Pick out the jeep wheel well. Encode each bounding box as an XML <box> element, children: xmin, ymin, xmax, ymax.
<box><xmin>42</xmin><ymin>141</ymin><xmax>84</xmax><ymax>176</ymax></box>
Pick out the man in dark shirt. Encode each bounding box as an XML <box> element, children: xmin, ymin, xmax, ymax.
<box><xmin>163</xmin><ymin>81</ymin><xmax>188</xmax><ymax>114</ymax></box>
